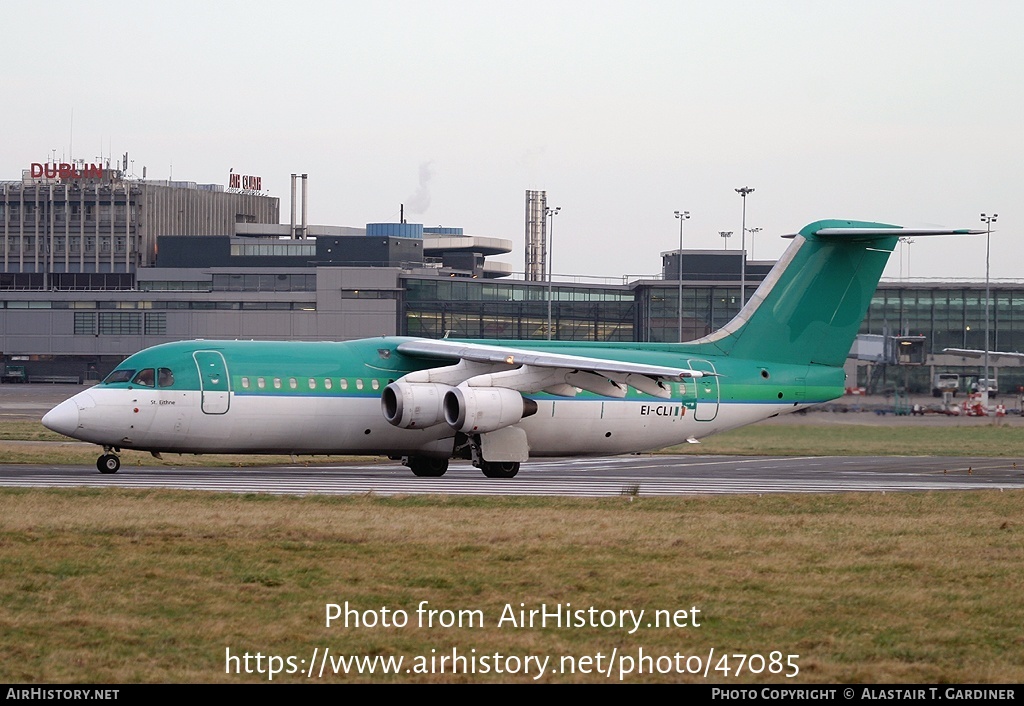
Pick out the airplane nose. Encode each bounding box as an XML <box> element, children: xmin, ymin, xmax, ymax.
<box><xmin>42</xmin><ymin>394</ymin><xmax>92</xmax><ymax>437</ymax></box>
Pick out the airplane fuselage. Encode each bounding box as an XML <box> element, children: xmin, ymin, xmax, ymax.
<box><xmin>43</xmin><ymin>337</ymin><xmax>841</xmax><ymax>459</ymax></box>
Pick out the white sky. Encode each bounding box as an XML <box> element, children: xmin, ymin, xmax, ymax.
<box><xmin>2</xmin><ymin>1</ymin><xmax>1021</xmax><ymax>281</ymax></box>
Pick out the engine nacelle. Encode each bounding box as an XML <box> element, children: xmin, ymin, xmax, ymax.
<box><xmin>443</xmin><ymin>386</ymin><xmax>539</xmax><ymax>434</ymax></box>
<box><xmin>381</xmin><ymin>381</ymin><xmax>452</xmax><ymax>429</ymax></box>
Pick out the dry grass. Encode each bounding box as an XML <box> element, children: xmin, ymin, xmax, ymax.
<box><xmin>1</xmin><ymin>489</ymin><xmax>1022</xmax><ymax>683</ymax></box>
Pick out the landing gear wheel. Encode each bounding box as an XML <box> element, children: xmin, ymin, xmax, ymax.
<box><xmin>407</xmin><ymin>457</ymin><xmax>448</xmax><ymax>477</ymax></box>
<box><xmin>97</xmin><ymin>454</ymin><xmax>121</xmax><ymax>474</ymax></box>
<box><xmin>480</xmin><ymin>461</ymin><xmax>520</xmax><ymax>479</ymax></box>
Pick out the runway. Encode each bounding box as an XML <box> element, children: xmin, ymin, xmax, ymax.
<box><xmin>2</xmin><ymin>454</ymin><xmax>1022</xmax><ymax>497</ymax></box>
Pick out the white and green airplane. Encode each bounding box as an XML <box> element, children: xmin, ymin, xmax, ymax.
<box><xmin>42</xmin><ymin>219</ymin><xmax>979</xmax><ymax>477</ymax></box>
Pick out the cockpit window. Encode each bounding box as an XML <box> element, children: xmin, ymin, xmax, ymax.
<box><xmin>132</xmin><ymin>368</ymin><xmax>156</xmax><ymax>387</ymax></box>
<box><xmin>103</xmin><ymin>369</ymin><xmax>136</xmax><ymax>384</ymax></box>
<box><xmin>158</xmin><ymin>368</ymin><xmax>175</xmax><ymax>388</ymax></box>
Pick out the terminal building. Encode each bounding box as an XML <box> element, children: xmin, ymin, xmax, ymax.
<box><xmin>1</xmin><ymin>163</ymin><xmax>1021</xmax><ymax>396</ymax></box>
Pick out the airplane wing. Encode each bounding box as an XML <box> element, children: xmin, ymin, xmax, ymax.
<box><xmin>396</xmin><ymin>338</ymin><xmax>711</xmax><ymax>398</ymax></box>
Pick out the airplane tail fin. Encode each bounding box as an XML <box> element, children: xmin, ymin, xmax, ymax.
<box><xmin>692</xmin><ymin>220</ymin><xmax>982</xmax><ymax>367</ymax></box>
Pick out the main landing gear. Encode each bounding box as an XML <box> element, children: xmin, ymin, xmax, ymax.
<box><xmin>403</xmin><ymin>456</ymin><xmax>520</xmax><ymax>478</ymax></box>
<box><xmin>404</xmin><ymin>456</ymin><xmax>449</xmax><ymax>477</ymax></box>
<box><xmin>479</xmin><ymin>460</ymin><xmax>520</xmax><ymax>479</ymax></box>
<box><xmin>96</xmin><ymin>447</ymin><xmax>121</xmax><ymax>474</ymax></box>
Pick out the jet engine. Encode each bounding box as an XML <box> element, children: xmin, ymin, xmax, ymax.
<box><xmin>443</xmin><ymin>386</ymin><xmax>538</xmax><ymax>434</ymax></box>
<box><xmin>381</xmin><ymin>381</ymin><xmax>452</xmax><ymax>429</ymax></box>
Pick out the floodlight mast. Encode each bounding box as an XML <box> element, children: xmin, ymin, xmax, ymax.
<box><xmin>981</xmin><ymin>212</ymin><xmax>998</xmax><ymax>407</ymax></box>
<box><xmin>545</xmin><ymin>206</ymin><xmax>560</xmax><ymax>341</ymax></box>
<box><xmin>674</xmin><ymin>210</ymin><xmax>690</xmax><ymax>342</ymax></box>
<box><xmin>735</xmin><ymin>186</ymin><xmax>755</xmax><ymax>306</ymax></box>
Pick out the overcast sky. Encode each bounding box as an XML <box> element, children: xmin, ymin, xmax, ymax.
<box><xmin>3</xmin><ymin>1</ymin><xmax>1021</xmax><ymax>281</ymax></box>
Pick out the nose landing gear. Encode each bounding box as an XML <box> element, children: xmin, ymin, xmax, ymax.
<box><xmin>96</xmin><ymin>447</ymin><xmax>121</xmax><ymax>474</ymax></box>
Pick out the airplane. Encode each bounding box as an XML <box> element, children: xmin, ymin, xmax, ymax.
<box><xmin>41</xmin><ymin>219</ymin><xmax>981</xmax><ymax>478</ymax></box>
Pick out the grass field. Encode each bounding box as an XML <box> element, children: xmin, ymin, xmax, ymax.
<box><xmin>4</xmin><ymin>419</ymin><xmax>1023</xmax><ymax>683</ymax></box>
<box><xmin>669</xmin><ymin>421</ymin><xmax>1024</xmax><ymax>457</ymax></box>
<box><xmin>1</xmin><ymin>489</ymin><xmax>1022</xmax><ymax>684</ymax></box>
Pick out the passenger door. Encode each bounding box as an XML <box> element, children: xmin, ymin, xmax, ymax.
<box><xmin>193</xmin><ymin>350</ymin><xmax>231</xmax><ymax>415</ymax></box>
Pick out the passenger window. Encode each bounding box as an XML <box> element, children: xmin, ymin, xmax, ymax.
<box><xmin>371</xmin><ymin>379</ymin><xmax>380</xmax><ymax>391</ymax></box>
<box><xmin>356</xmin><ymin>379</ymin><xmax>364</xmax><ymax>390</ymax></box>
<box><xmin>241</xmin><ymin>377</ymin><xmax>250</xmax><ymax>389</ymax></box>
<box><xmin>340</xmin><ymin>379</ymin><xmax>348</xmax><ymax>390</ymax></box>
<box><xmin>308</xmin><ymin>378</ymin><xmax>316</xmax><ymax>390</ymax></box>
<box><xmin>289</xmin><ymin>378</ymin><xmax>297</xmax><ymax>390</ymax></box>
<box><xmin>132</xmin><ymin>368</ymin><xmax>155</xmax><ymax>387</ymax></box>
<box><xmin>257</xmin><ymin>377</ymin><xmax>266</xmax><ymax>389</ymax></box>
<box><xmin>324</xmin><ymin>378</ymin><xmax>332</xmax><ymax>390</ymax></box>
<box><xmin>273</xmin><ymin>378</ymin><xmax>281</xmax><ymax>389</ymax></box>
<box><xmin>158</xmin><ymin>368</ymin><xmax>175</xmax><ymax>388</ymax></box>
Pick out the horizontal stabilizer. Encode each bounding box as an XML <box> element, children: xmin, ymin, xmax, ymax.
<box><xmin>814</xmin><ymin>227</ymin><xmax>985</xmax><ymax>237</ymax></box>
<box><xmin>782</xmin><ymin>220</ymin><xmax>985</xmax><ymax>239</ymax></box>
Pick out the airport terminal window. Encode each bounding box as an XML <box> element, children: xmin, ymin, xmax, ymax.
<box><xmin>158</xmin><ymin>368</ymin><xmax>175</xmax><ymax>388</ymax></box>
<box><xmin>341</xmin><ymin>290</ymin><xmax>396</xmax><ymax>299</ymax></box>
<box><xmin>4</xmin><ymin>301</ymin><xmax>50</xmax><ymax>309</ymax></box>
<box><xmin>140</xmin><ymin>281</ymin><xmax>210</xmax><ymax>292</ymax></box>
<box><xmin>74</xmin><ymin>312</ymin><xmax>98</xmax><ymax>335</ymax></box>
<box><xmin>99</xmin><ymin>312</ymin><xmax>142</xmax><ymax>335</ymax></box>
<box><xmin>145</xmin><ymin>313</ymin><xmax>167</xmax><ymax>335</ymax></box>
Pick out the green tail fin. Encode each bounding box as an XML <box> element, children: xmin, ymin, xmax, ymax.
<box><xmin>694</xmin><ymin>219</ymin><xmax>977</xmax><ymax>367</ymax></box>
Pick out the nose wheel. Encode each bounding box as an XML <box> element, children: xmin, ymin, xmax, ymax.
<box><xmin>97</xmin><ymin>453</ymin><xmax>121</xmax><ymax>474</ymax></box>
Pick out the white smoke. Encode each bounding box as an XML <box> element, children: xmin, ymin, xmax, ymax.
<box><xmin>405</xmin><ymin>161</ymin><xmax>434</xmax><ymax>214</ymax></box>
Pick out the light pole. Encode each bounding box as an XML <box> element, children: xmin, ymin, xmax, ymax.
<box><xmin>747</xmin><ymin>226</ymin><xmax>762</xmax><ymax>259</ymax></box>
<box><xmin>674</xmin><ymin>210</ymin><xmax>689</xmax><ymax>343</ymax></box>
<box><xmin>981</xmin><ymin>212</ymin><xmax>997</xmax><ymax>407</ymax></box>
<box><xmin>545</xmin><ymin>206</ymin><xmax>560</xmax><ymax>340</ymax></box>
<box><xmin>736</xmin><ymin>186</ymin><xmax>754</xmax><ymax>306</ymax></box>
<box><xmin>719</xmin><ymin>230</ymin><xmax>733</xmax><ymax>249</ymax></box>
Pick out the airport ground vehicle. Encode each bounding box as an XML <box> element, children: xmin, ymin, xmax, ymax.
<box><xmin>932</xmin><ymin>373</ymin><xmax>960</xmax><ymax>397</ymax></box>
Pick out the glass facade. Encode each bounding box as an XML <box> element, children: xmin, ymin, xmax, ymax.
<box><xmin>402</xmin><ymin>277</ymin><xmax>635</xmax><ymax>341</ymax></box>
<box><xmin>858</xmin><ymin>284</ymin><xmax>1024</xmax><ymax>394</ymax></box>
